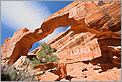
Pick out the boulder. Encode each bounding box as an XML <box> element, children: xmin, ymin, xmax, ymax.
<box><xmin>33</xmin><ymin>62</ymin><xmax>67</xmax><ymax>79</ymax></box>
<box><xmin>40</xmin><ymin>71</ymin><xmax>59</xmax><ymax>81</ymax></box>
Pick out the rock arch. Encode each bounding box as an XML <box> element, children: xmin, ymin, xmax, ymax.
<box><xmin>1</xmin><ymin>0</ymin><xmax>120</xmax><ymax>65</ymax></box>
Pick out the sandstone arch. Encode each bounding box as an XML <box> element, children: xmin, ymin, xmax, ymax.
<box><xmin>1</xmin><ymin>0</ymin><xmax>120</xmax><ymax>65</ymax></box>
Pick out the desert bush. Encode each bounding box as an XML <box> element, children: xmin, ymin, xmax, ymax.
<box><xmin>47</xmin><ymin>55</ymin><xmax>59</xmax><ymax>62</ymax></box>
<box><xmin>31</xmin><ymin>57</ymin><xmax>41</xmax><ymax>68</ymax></box>
<box><xmin>1</xmin><ymin>65</ymin><xmax>17</xmax><ymax>81</ymax></box>
<box><xmin>31</xmin><ymin>42</ymin><xmax>59</xmax><ymax>68</ymax></box>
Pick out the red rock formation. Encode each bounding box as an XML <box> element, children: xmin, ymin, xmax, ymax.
<box><xmin>39</xmin><ymin>71</ymin><xmax>59</xmax><ymax>81</ymax></box>
<box><xmin>38</xmin><ymin>63</ymin><xmax>67</xmax><ymax>78</ymax></box>
<box><xmin>55</xmin><ymin>32</ymin><xmax>101</xmax><ymax>62</ymax></box>
<box><xmin>66</xmin><ymin>61</ymin><xmax>121</xmax><ymax>81</ymax></box>
<box><xmin>1</xmin><ymin>0</ymin><xmax>120</xmax><ymax>65</ymax></box>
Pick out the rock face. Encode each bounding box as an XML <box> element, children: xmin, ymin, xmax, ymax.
<box><xmin>54</xmin><ymin>32</ymin><xmax>101</xmax><ymax>62</ymax></box>
<box><xmin>2</xmin><ymin>28</ymin><xmax>30</xmax><ymax>65</ymax></box>
<box><xmin>66</xmin><ymin>61</ymin><xmax>121</xmax><ymax>81</ymax></box>
<box><xmin>1</xmin><ymin>0</ymin><xmax>121</xmax><ymax>81</ymax></box>
<box><xmin>1</xmin><ymin>28</ymin><xmax>44</xmax><ymax>65</ymax></box>
<box><xmin>39</xmin><ymin>71</ymin><xmax>59</xmax><ymax>81</ymax></box>
<box><xmin>1</xmin><ymin>0</ymin><xmax>120</xmax><ymax>65</ymax></box>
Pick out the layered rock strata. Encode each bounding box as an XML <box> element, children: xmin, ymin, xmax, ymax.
<box><xmin>1</xmin><ymin>0</ymin><xmax>121</xmax><ymax>81</ymax></box>
<box><xmin>1</xmin><ymin>0</ymin><xmax>120</xmax><ymax>66</ymax></box>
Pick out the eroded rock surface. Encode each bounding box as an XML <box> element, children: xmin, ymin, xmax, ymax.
<box><xmin>1</xmin><ymin>0</ymin><xmax>120</xmax><ymax>65</ymax></box>
<box><xmin>39</xmin><ymin>71</ymin><xmax>59</xmax><ymax>81</ymax></box>
<box><xmin>1</xmin><ymin>0</ymin><xmax>121</xmax><ymax>81</ymax></box>
<box><xmin>55</xmin><ymin>32</ymin><xmax>101</xmax><ymax>62</ymax></box>
<box><xmin>66</xmin><ymin>62</ymin><xmax>121</xmax><ymax>81</ymax></box>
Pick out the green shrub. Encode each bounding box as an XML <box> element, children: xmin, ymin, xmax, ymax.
<box><xmin>37</xmin><ymin>50</ymin><xmax>47</xmax><ymax>58</ymax></box>
<box><xmin>47</xmin><ymin>55</ymin><xmax>59</xmax><ymax>62</ymax></box>
<box><xmin>41</xmin><ymin>42</ymin><xmax>51</xmax><ymax>51</ymax></box>
<box><xmin>1</xmin><ymin>73</ymin><xmax>11</xmax><ymax>81</ymax></box>
<box><xmin>50</xmin><ymin>48</ymin><xmax>57</xmax><ymax>53</ymax></box>
<box><xmin>31</xmin><ymin>57</ymin><xmax>41</xmax><ymax>68</ymax></box>
<box><xmin>9</xmin><ymin>68</ymin><xmax>17</xmax><ymax>80</ymax></box>
<box><xmin>31</xmin><ymin>43</ymin><xmax>59</xmax><ymax>68</ymax></box>
<box><xmin>1</xmin><ymin>65</ymin><xmax>17</xmax><ymax>81</ymax></box>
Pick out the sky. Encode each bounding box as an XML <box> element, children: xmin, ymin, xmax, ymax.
<box><xmin>1</xmin><ymin>1</ymin><xmax>72</xmax><ymax>50</ymax></box>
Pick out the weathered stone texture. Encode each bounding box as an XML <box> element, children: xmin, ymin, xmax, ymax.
<box><xmin>1</xmin><ymin>0</ymin><xmax>120</xmax><ymax>66</ymax></box>
<box><xmin>1</xmin><ymin>0</ymin><xmax>121</xmax><ymax>81</ymax></box>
